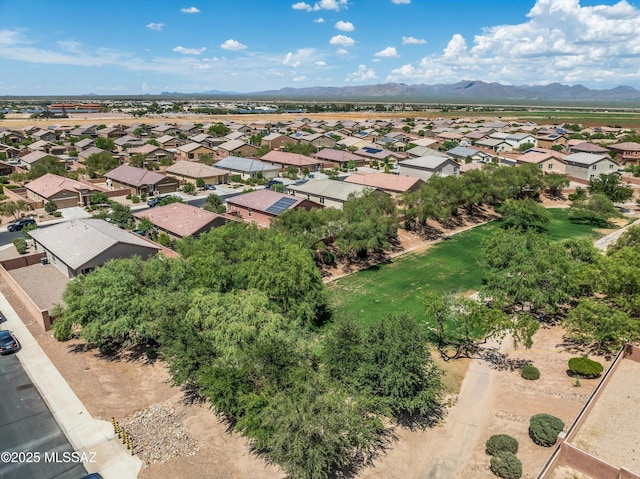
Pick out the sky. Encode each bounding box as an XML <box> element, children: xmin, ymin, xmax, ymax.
<box><xmin>1</xmin><ymin>0</ymin><xmax>639</xmax><ymax>95</ymax></box>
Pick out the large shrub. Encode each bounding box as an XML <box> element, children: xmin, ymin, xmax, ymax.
<box><xmin>490</xmin><ymin>452</ymin><xmax>522</xmax><ymax>479</ymax></box>
<box><xmin>520</xmin><ymin>365</ymin><xmax>540</xmax><ymax>380</ymax></box>
<box><xmin>529</xmin><ymin>414</ymin><xmax>564</xmax><ymax>447</ymax></box>
<box><xmin>568</xmin><ymin>357</ymin><xmax>603</xmax><ymax>379</ymax></box>
<box><xmin>13</xmin><ymin>238</ymin><xmax>27</xmax><ymax>254</ymax></box>
<box><xmin>486</xmin><ymin>434</ymin><xmax>519</xmax><ymax>456</ymax></box>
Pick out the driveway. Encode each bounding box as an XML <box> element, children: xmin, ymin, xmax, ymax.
<box><xmin>59</xmin><ymin>207</ymin><xmax>91</xmax><ymax>221</ymax></box>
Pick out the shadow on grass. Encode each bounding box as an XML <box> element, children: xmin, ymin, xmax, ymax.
<box><xmin>66</xmin><ymin>341</ymin><xmax>159</xmax><ymax>365</ymax></box>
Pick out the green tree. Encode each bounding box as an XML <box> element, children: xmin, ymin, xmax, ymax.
<box><xmin>336</xmin><ymin>190</ymin><xmax>398</xmax><ymax>258</ymax></box>
<box><xmin>182</xmin><ymin>182</ymin><xmax>196</xmax><ymax>194</ymax></box>
<box><xmin>0</xmin><ymin>200</ymin><xmax>31</xmax><ymax>220</ymax></box>
<box><xmin>481</xmin><ymin>228</ymin><xmax>573</xmax><ymax>313</ymax></box>
<box><xmin>441</xmin><ymin>140</ymin><xmax>459</xmax><ymax>151</ymax></box>
<box><xmin>44</xmin><ymin>201</ymin><xmax>58</xmax><ymax>214</ymax></box>
<box><xmin>27</xmin><ymin>156</ymin><xmax>67</xmax><ymax>179</ymax></box>
<box><xmin>543</xmin><ymin>173</ymin><xmax>570</xmax><ymax>197</ymax></box>
<box><xmin>203</xmin><ymin>193</ymin><xmax>225</xmax><ymax>214</ymax></box>
<box><xmin>90</xmin><ymin>192</ymin><xmax>110</xmax><ymax>205</ymax></box>
<box><xmin>564</xmin><ymin>299</ymin><xmax>640</xmax><ymax>353</ymax></box>
<box><xmin>85</xmin><ymin>151</ymin><xmax>118</xmax><ymax>175</ymax></box>
<box><xmin>496</xmin><ymin>199</ymin><xmax>552</xmax><ymax>231</ymax></box>
<box><xmin>108</xmin><ymin>202</ymin><xmax>134</xmax><ymax>229</ymax></box>
<box><xmin>569</xmin><ymin>193</ymin><xmax>620</xmax><ymax>226</ymax></box>
<box><xmin>208</xmin><ymin>123</ymin><xmax>230</xmax><ymax>136</ymax></box>
<box><xmin>423</xmin><ymin>293</ymin><xmax>538</xmax><ymax>360</ymax></box>
<box><xmin>517</xmin><ymin>142</ymin><xmax>535</xmax><ymax>152</ymax></box>
<box><xmin>607</xmin><ymin>224</ymin><xmax>640</xmax><ymax>255</ymax></box>
<box><xmin>94</xmin><ymin>137</ymin><xmax>115</xmax><ymax>151</ymax></box>
<box><xmin>195</xmin><ymin>178</ymin><xmax>205</xmax><ymax>188</ymax></box>
<box><xmin>588</xmin><ymin>173</ymin><xmax>634</xmax><ymax>203</ymax></box>
<box><xmin>158</xmin><ymin>195</ymin><xmax>185</xmax><ymax>206</ymax></box>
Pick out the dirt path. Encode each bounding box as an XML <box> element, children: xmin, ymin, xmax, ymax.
<box><xmin>594</xmin><ymin>217</ymin><xmax>639</xmax><ymax>251</ymax></box>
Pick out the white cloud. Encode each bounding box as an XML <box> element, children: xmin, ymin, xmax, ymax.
<box><xmin>314</xmin><ymin>17</ymin><xmax>325</xmax><ymax>23</ymax></box>
<box><xmin>291</xmin><ymin>0</ymin><xmax>347</xmax><ymax>11</ymax></box>
<box><xmin>402</xmin><ymin>36</ymin><xmax>426</xmax><ymax>45</ymax></box>
<box><xmin>292</xmin><ymin>76</ymin><xmax>307</xmax><ymax>82</ymax></box>
<box><xmin>193</xmin><ymin>63</ymin><xmax>212</xmax><ymax>70</ymax></box>
<box><xmin>180</xmin><ymin>6</ymin><xmax>200</xmax><ymax>13</ymax></box>
<box><xmin>345</xmin><ymin>64</ymin><xmax>377</xmax><ymax>82</ymax></box>
<box><xmin>173</xmin><ymin>46</ymin><xmax>206</xmax><ymax>55</ymax></box>
<box><xmin>220</xmin><ymin>39</ymin><xmax>247</xmax><ymax>51</ymax></box>
<box><xmin>335</xmin><ymin>20</ymin><xmax>354</xmax><ymax>32</ymax></box>
<box><xmin>282</xmin><ymin>48</ymin><xmax>316</xmax><ymax>67</ymax></box>
<box><xmin>392</xmin><ymin>0</ymin><xmax>410</xmax><ymax>3</ymax></box>
<box><xmin>387</xmin><ymin>0</ymin><xmax>640</xmax><ymax>87</ymax></box>
<box><xmin>315</xmin><ymin>61</ymin><xmax>327</xmax><ymax>67</ymax></box>
<box><xmin>329</xmin><ymin>35</ymin><xmax>355</xmax><ymax>47</ymax></box>
<box><xmin>336</xmin><ymin>48</ymin><xmax>349</xmax><ymax>55</ymax></box>
<box><xmin>375</xmin><ymin>46</ymin><xmax>398</xmax><ymax>58</ymax></box>
<box><xmin>146</xmin><ymin>23</ymin><xmax>165</xmax><ymax>31</ymax></box>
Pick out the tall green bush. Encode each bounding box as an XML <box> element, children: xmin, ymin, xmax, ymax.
<box><xmin>568</xmin><ymin>357</ymin><xmax>603</xmax><ymax>379</ymax></box>
<box><xmin>13</xmin><ymin>238</ymin><xmax>27</xmax><ymax>254</ymax></box>
<box><xmin>486</xmin><ymin>434</ymin><xmax>519</xmax><ymax>456</ymax></box>
<box><xmin>529</xmin><ymin>414</ymin><xmax>564</xmax><ymax>447</ymax></box>
<box><xmin>490</xmin><ymin>452</ymin><xmax>522</xmax><ymax>479</ymax></box>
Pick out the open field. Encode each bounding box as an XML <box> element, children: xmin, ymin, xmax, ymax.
<box><xmin>2</xmin><ymin>107</ymin><xmax>640</xmax><ymax>128</ymax></box>
<box><xmin>328</xmin><ymin>209</ymin><xmax>620</xmax><ymax>326</ymax></box>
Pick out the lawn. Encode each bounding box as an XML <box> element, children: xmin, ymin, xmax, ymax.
<box><xmin>327</xmin><ymin>209</ymin><xmax>615</xmax><ymax>326</ymax></box>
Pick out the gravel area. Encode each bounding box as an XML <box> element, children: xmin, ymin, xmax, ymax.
<box><xmin>8</xmin><ymin>262</ymin><xmax>68</xmax><ymax>310</ymax></box>
<box><xmin>121</xmin><ymin>403</ymin><xmax>199</xmax><ymax>465</ymax></box>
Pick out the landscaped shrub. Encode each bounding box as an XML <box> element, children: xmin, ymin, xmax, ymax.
<box><xmin>490</xmin><ymin>452</ymin><xmax>522</xmax><ymax>479</ymax></box>
<box><xmin>529</xmin><ymin>414</ymin><xmax>564</xmax><ymax>447</ymax></box>
<box><xmin>131</xmin><ymin>195</ymin><xmax>141</xmax><ymax>204</ymax></box>
<box><xmin>13</xmin><ymin>238</ymin><xmax>27</xmax><ymax>254</ymax></box>
<box><xmin>52</xmin><ymin>211</ymin><xmax>62</xmax><ymax>217</ymax></box>
<box><xmin>486</xmin><ymin>434</ymin><xmax>519</xmax><ymax>456</ymax></box>
<box><xmin>520</xmin><ymin>365</ymin><xmax>540</xmax><ymax>380</ymax></box>
<box><xmin>568</xmin><ymin>357</ymin><xmax>603</xmax><ymax>379</ymax></box>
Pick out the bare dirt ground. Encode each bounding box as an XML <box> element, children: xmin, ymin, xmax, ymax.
<box><xmin>569</xmin><ymin>357</ymin><xmax>640</xmax><ymax>474</ymax></box>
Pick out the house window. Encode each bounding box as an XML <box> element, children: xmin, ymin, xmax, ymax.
<box><xmin>590</xmin><ymin>174</ymin><xmax>595</xmax><ymax>180</ymax></box>
<box><xmin>538</xmin><ymin>164</ymin><xmax>543</xmax><ymax>169</ymax></box>
<box><xmin>592</xmin><ymin>165</ymin><xmax>597</xmax><ymax>170</ymax></box>
<box><xmin>609</xmin><ymin>164</ymin><xmax>614</xmax><ymax>169</ymax></box>
<box><xmin>320</xmin><ymin>197</ymin><xmax>325</xmax><ymax>204</ymax></box>
<box><xmin>248</xmin><ymin>208</ymin><xmax>252</xmax><ymax>217</ymax></box>
<box><xmin>548</xmin><ymin>164</ymin><xmax>553</xmax><ymax>169</ymax></box>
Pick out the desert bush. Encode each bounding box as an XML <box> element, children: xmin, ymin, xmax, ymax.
<box><xmin>490</xmin><ymin>452</ymin><xmax>522</xmax><ymax>479</ymax></box>
<box><xmin>486</xmin><ymin>434</ymin><xmax>519</xmax><ymax>456</ymax></box>
<box><xmin>529</xmin><ymin>414</ymin><xmax>564</xmax><ymax>447</ymax></box>
<box><xmin>52</xmin><ymin>211</ymin><xmax>62</xmax><ymax>217</ymax></box>
<box><xmin>131</xmin><ymin>195</ymin><xmax>141</xmax><ymax>204</ymax></box>
<box><xmin>13</xmin><ymin>238</ymin><xmax>27</xmax><ymax>254</ymax></box>
<box><xmin>568</xmin><ymin>357</ymin><xmax>603</xmax><ymax>379</ymax></box>
<box><xmin>520</xmin><ymin>365</ymin><xmax>540</xmax><ymax>380</ymax></box>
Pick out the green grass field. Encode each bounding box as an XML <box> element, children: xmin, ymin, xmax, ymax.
<box><xmin>327</xmin><ymin>209</ymin><xmax>614</xmax><ymax>326</ymax></box>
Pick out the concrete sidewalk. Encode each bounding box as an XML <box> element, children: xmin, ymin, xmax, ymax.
<box><xmin>0</xmin><ymin>292</ymin><xmax>142</xmax><ymax>479</ymax></box>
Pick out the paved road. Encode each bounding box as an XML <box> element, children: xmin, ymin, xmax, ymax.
<box><xmin>0</xmin><ymin>354</ymin><xmax>88</xmax><ymax>479</ymax></box>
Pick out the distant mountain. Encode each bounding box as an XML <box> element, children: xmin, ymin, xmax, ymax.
<box><xmin>160</xmin><ymin>89</ymin><xmax>239</xmax><ymax>96</ymax></box>
<box><xmin>236</xmin><ymin>81</ymin><xmax>640</xmax><ymax>101</ymax></box>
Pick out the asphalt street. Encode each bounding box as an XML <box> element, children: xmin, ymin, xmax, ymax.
<box><xmin>0</xmin><ymin>354</ymin><xmax>88</xmax><ymax>479</ymax></box>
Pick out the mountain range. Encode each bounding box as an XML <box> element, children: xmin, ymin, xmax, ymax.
<box><xmin>164</xmin><ymin>81</ymin><xmax>640</xmax><ymax>101</ymax></box>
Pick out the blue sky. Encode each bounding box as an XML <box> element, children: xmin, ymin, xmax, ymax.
<box><xmin>1</xmin><ymin>0</ymin><xmax>639</xmax><ymax>95</ymax></box>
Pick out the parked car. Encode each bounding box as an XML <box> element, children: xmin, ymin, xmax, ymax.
<box><xmin>264</xmin><ymin>179</ymin><xmax>283</xmax><ymax>189</ymax></box>
<box><xmin>0</xmin><ymin>330</ymin><xmax>19</xmax><ymax>355</ymax></box>
<box><xmin>7</xmin><ymin>218</ymin><xmax>36</xmax><ymax>232</ymax></box>
<box><xmin>204</xmin><ymin>184</ymin><xmax>216</xmax><ymax>191</ymax></box>
<box><xmin>147</xmin><ymin>196</ymin><xmax>164</xmax><ymax>208</ymax></box>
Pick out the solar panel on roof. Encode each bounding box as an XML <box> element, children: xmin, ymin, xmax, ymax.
<box><xmin>265</xmin><ymin>196</ymin><xmax>298</xmax><ymax>215</ymax></box>
<box><xmin>363</xmin><ymin>147</ymin><xmax>383</xmax><ymax>154</ymax></box>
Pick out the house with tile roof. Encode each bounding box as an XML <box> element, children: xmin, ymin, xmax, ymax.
<box><xmin>133</xmin><ymin>202</ymin><xmax>227</xmax><ymax>239</ymax></box>
<box><xmin>217</xmin><ymin>139</ymin><xmax>258</xmax><ymax>158</ymax></box>
<box><xmin>344</xmin><ymin>171</ymin><xmax>422</xmax><ymax>195</ymax></box>
<box><xmin>570</xmin><ymin>142</ymin><xmax>610</xmax><ymax>155</ymax></box>
<box><xmin>398</xmin><ymin>156</ymin><xmax>460</xmax><ymax>181</ymax></box>
<box><xmin>176</xmin><ymin>142</ymin><xmax>215</xmax><ymax>161</ymax></box>
<box><xmin>563</xmin><ymin>153</ymin><xmax>619</xmax><ymax>182</ymax></box>
<box><xmin>127</xmin><ymin>144</ymin><xmax>175</xmax><ymax>163</ymax></box>
<box><xmin>516</xmin><ymin>151</ymin><xmax>566</xmax><ymax>174</ymax></box>
<box><xmin>261</xmin><ymin>150</ymin><xmax>324</xmax><ymax>172</ymax></box>
<box><xmin>226</xmin><ymin>189</ymin><xmax>321</xmax><ymax>227</ymax></box>
<box><xmin>214</xmin><ymin>157</ymin><xmax>280</xmax><ymax>179</ymax></box>
<box><xmin>30</xmin><ymin>218</ymin><xmax>160</xmax><ymax>278</ymax></box>
<box><xmin>19</xmin><ymin>150</ymin><xmax>54</xmax><ymax>170</ymax></box>
<box><xmin>261</xmin><ymin>133</ymin><xmax>296</xmax><ymax>150</ymax></box>
<box><xmin>286</xmin><ymin>178</ymin><xmax>375</xmax><ymax>209</ymax></box>
<box><xmin>25</xmin><ymin>173</ymin><xmax>105</xmax><ymax>208</ymax></box>
<box><xmin>608</xmin><ymin>142</ymin><xmax>640</xmax><ymax>165</ymax></box>
<box><xmin>313</xmin><ymin>148</ymin><xmax>365</xmax><ymax>168</ymax></box>
<box><xmin>165</xmin><ymin>161</ymin><xmax>230</xmax><ymax>185</ymax></box>
<box><xmin>105</xmin><ymin>164</ymin><xmax>178</xmax><ymax>196</ymax></box>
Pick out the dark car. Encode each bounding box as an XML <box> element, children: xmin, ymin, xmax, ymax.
<box><xmin>0</xmin><ymin>330</ymin><xmax>19</xmax><ymax>355</ymax></box>
<box><xmin>264</xmin><ymin>179</ymin><xmax>283</xmax><ymax>189</ymax></box>
<box><xmin>147</xmin><ymin>196</ymin><xmax>164</xmax><ymax>207</ymax></box>
<box><xmin>204</xmin><ymin>184</ymin><xmax>216</xmax><ymax>191</ymax></box>
<box><xmin>7</xmin><ymin>218</ymin><xmax>36</xmax><ymax>232</ymax></box>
